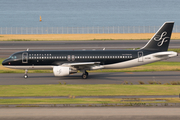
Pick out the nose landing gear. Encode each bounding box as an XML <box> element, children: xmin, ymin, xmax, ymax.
<box><xmin>24</xmin><ymin>69</ymin><xmax>28</xmax><ymax>79</ymax></box>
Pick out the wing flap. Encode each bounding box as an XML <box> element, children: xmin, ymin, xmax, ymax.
<box><xmin>63</xmin><ymin>62</ymin><xmax>100</xmax><ymax>66</ymax></box>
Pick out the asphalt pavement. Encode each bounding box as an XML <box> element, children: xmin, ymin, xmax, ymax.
<box><xmin>0</xmin><ymin>71</ymin><xmax>180</xmax><ymax>85</ymax></box>
<box><xmin>0</xmin><ymin>40</ymin><xmax>180</xmax><ymax>60</ymax></box>
<box><xmin>0</xmin><ymin>107</ymin><xmax>180</xmax><ymax>120</ymax></box>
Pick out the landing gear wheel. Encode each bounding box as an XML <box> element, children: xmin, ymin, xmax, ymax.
<box><xmin>24</xmin><ymin>74</ymin><xmax>28</xmax><ymax>79</ymax></box>
<box><xmin>82</xmin><ymin>72</ymin><xmax>88</xmax><ymax>79</ymax></box>
<box><xmin>82</xmin><ymin>74</ymin><xmax>87</xmax><ymax>79</ymax></box>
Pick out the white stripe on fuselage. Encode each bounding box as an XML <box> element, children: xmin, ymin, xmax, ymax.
<box><xmin>103</xmin><ymin>51</ymin><xmax>177</xmax><ymax>69</ymax></box>
<box><xmin>4</xmin><ymin>65</ymin><xmax>54</xmax><ymax>70</ymax></box>
<box><xmin>4</xmin><ymin>51</ymin><xmax>177</xmax><ymax>70</ymax></box>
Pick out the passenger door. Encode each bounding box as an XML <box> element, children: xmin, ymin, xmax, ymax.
<box><xmin>22</xmin><ymin>53</ymin><xmax>28</xmax><ymax>63</ymax></box>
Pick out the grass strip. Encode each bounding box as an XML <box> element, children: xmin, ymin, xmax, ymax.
<box><xmin>169</xmin><ymin>48</ymin><xmax>180</xmax><ymax>53</ymax></box>
<box><xmin>0</xmin><ymin>85</ymin><xmax>180</xmax><ymax>97</ymax></box>
<box><xmin>0</xmin><ymin>33</ymin><xmax>180</xmax><ymax>41</ymax></box>
<box><xmin>0</xmin><ymin>33</ymin><xmax>156</xmax><ymax>41</ymax></box>
<box><xmin>0</xmin><ymin>98</ymin><xmax>180</xmax><ymax>104</ymax></box>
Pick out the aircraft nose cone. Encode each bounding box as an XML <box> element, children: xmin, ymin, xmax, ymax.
<box><xmin>2</xmin><ymin>60</ymin><xmax>5</xmax><ymax>66</ymax></box>
<box><xmin>2</xmin><ymin>59</ymin><xmax>8</xmax><ymax>66</ymax></box>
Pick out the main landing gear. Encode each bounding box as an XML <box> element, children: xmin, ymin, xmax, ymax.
<box><xmin>24</xmin><ymin>69</ymin><xmax>28</xmax><ymax>79</ymax></box>
<box><xmin>82</xmin><ymin>71</ymin><xmax>88</xmax><ymax>79</ymax></box>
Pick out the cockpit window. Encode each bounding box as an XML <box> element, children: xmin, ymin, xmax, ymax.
<box><xmin>9</xmin><ymin>56</ymin><xmax>13</xmax><ymax>59</ymax></box>
<box><xmin>9</xmin><ymin>55</ymin><xmax>17</xmax><ymax>59</ymax></box>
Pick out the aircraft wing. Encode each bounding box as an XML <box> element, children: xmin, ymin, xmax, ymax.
<box><xmin>62</xmin><ymin>62</ymin><xmax>104</xmax><ymax>70</ymax></box>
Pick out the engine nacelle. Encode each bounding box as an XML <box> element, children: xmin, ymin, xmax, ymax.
<box><xmin>53</xmin><ymin>66</ymin><xmax>77</xmax><ymax>76</ymax></box>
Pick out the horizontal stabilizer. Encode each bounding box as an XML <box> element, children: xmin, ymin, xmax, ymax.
<box><xmin>153</xmin><ymin>51</ymin><xmax>177</xmax><ymax>58</ymax></box>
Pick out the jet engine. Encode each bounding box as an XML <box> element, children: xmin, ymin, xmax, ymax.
<box><xmin>53</xmin><ymin>66</ymin><xmax>77</xmax><ymax>76</ymax></box>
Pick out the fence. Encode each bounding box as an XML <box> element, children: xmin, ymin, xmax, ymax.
<box><xmin>1</xmin><ymin>26</ymin><xmax>180</xmax><ymax>34</ymax></box>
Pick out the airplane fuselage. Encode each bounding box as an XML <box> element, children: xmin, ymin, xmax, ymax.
<box><xmin>2</xmin><ymin>49</ymin><xmax>176</xmax><ymax>70</ymax></box>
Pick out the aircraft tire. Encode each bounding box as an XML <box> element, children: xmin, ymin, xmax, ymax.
<box><xmin>24</xmin><ymin>74</ymin><xmax>28</xmax><ymax>79</ymax></box>
<box><xmin>82</xmin><ymin>72</ymin><xmax>88</xmax><ymax>79</ymax></box>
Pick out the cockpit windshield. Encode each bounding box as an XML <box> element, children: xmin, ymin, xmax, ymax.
<box><xmin>9</xmin><ymin>55</ymin><xmax>17</xmax><ymax>59</ymax></box>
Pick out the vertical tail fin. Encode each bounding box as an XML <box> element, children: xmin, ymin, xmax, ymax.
<box><xmin>141</xmin><ymin>22</ymin><xmax>174</xmax><ymax>51</ymax></box>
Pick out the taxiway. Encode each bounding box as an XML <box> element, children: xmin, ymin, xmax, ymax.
<box><xmin>0</xmin><ymin>107</ymin><xmax>180</xmax><ymax>120</ymax></box>
<box><xmin>0</xmin><ymin>71</ymin><xmax>180</xmax><ymax>85</ymax></box>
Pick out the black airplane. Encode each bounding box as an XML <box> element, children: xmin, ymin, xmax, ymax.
<box><xmin>2</xmin><ymin>22</ymin><xmax>178</xmax><ymax>79</ymax></box>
